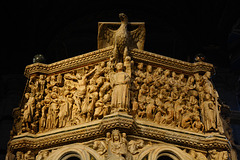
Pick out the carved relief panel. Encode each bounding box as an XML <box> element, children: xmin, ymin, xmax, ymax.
<box><xmin>17</xmin><ymin>61</ymin><xmax>113</xmax><ymax>134</ymax></box>
<box><xmin>131</xmin><ymin>62</ymin><xmax>224</xmax><ymax>134</ymax></box>
<box><xmin>12</xmin><ymin>57</ymin><xmax>225</xmax><ymax>136</ymax></box>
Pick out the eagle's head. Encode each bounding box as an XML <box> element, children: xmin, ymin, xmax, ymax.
<box><xmin>119</xmin><ymin>13</ymin><xmax>128</xmax><ymax>23</ymax></box>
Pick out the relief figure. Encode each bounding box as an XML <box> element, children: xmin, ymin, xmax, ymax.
<box><xmin>110</xmin><ymin>63</ymin><xmax>130</xmax><ymax>112</ymax></box>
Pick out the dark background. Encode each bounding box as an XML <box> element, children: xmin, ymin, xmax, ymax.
<box><xmin>1</xmin><ymin>1</ymin><xmax>240</xmax><ymax>159</ymax></box>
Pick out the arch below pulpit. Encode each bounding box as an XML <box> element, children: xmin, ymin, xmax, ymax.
<box><xmin>46</xmin><ymin>143</ymin><xmax>102</xmax><ymax>160</ymax></box>
<box><xmin>138</xmin><ymin>144</ymin><xmax>192</xmax><ymax>160</ymax></box>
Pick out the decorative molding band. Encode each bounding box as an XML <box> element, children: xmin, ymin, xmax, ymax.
<box><xmin>24</xmin><ymin>47</ymin><xmax>214</xmax><ymax>78</ymax></box>
<box><xmin>131</xmin><ymin>49</ymin><xmax>214</xmax><ymax>75</ymax></box>
<box><xmin>24</xmin><ymin>46</ymin><xmax>113</xmax><ymax>78</ymax></box>
<box><xmin>9</xmin><ymin>113</ymin><xmax>230</xmax><ymax>153</ymax></box>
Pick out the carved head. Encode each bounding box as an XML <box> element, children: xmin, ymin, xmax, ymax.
<box><xmin>204</xmin><ymin>71</ymin><xmax>211</xmax><ymax>79</ymax></box>
<box><xmin>156</xmin><ymin>67</ymin><xmax>163</xmax><ymax>73</ymax></box>
<box><xmin>137</xmin><ymin>63</ymin><xmax>144</xmax><ymax>70</ymax></box>
<box><xmin>125</xmin><ymin>56</ymin><xmax>131</xmax><ymax>62</ymax></box>
<box><xmin>194</xmin><ymin>116</ymin><xmax>200</xmax><ymax>121</ymax></box>
<box><xmin>93</xmin><ymin>141</ymin><xmax>100</xmax><ymax>149</ymax></box>
<box><xmin>52</xmin><ymin>86</ymin><xmax>58</xmax><ymax>93</ymax></box>
<box><xmin>116</xmin><ymin>63</ymin><xmax>123</xmax><ymax>71</ymax></box>
<box><xmin>42</xmin><ymin>150</ymin><xmax>49</xmax><ymax>158</ymax></box>
<box><xmin>205</xmin><ymin>94</ymin><xmax>211</xmax><ymax>100</ymax></box>
<box><xmin>147</xmin><ymin>65</ymin><xmax>152</xmax><ymax>73</ymax></box>
<box><xmin>112</xmin><ymin>129</ymin><xmax>121</xmax><ymax>142</ymax></box>
<box><xmin>25</xmin><ymin>93</ymin><xmax>30</xmax><ymax>99</ymax></box>
<box><xmin>172</xmin><ymin>71</ymin><xmax>176</xmax><ymax>78</ymax></box>
<box><xmin>39</xmin><ymin>74</ymin><xmax>45</xmax><ymax>80</ymax></box>
<box><xmin>119</xmin><ymin>13</ymin><xmax>128</xmax><ymax>23</ymax></box>
<box><xmin>103</xmin><ymin>94</ymin><xmax>111</xmax><ymax>103</ymax></box>
<box><xmin>164</xmin><ymin>69</ymin><xmax>170</xmax><ymax>76</ymax></box>
<box><xmin>194</xmin><ymin>73</ymin><xmax>200</xmax><ymax>81</ymax></box>
<box><xmin>100</xmin><ymin>61</ymin><xmax>105</xmax><ymax>68</ymax></box>
<box><xmin>44</xmin><ymin>96</ymin><xmax>51</xmax><ymax>104</ymax></box>
<box><xmin>187</xmin><ymin>76</ymin><xmax>194</xmax><ymax>84</ymax></box>
<box><xmin>46</xmin><ymin>76</ymin><xmax>50</xmax><ymax>82</ymax></box>
<box><xmin>122</xmin><ymin>132</ymin><xmax>127</xmax><ymax>138</ymax></box>
<box><xmin>106</xmin><ymin>132</ymin><xmax>111</xmax><ymax>138</ymax></box>
<box><xmin>51</xmin><ymin>75</ymin><xmax>55</xmax><ymax>80</ymax></box>
<box><xmin>178</xmin><ymin>74</ymin><xmax>184</xmax><ymax>80</ymax></box>
<box><xmin>26</xmin><ymin>150</ymin><xmax>32</xmax><ymax>156</ymax></box>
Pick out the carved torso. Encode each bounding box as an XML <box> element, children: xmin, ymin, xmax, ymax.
<box><xmin>115</xmin><ymin>24</ymin><xmax>128</xmax><ymax>53</ymax></box>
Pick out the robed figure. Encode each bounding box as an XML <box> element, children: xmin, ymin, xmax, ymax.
<box><xmin>201</xmin><ymin>94</ymin><xmax>223</xmax><ymax>133</ymax></box>
<box><xmin>110</xmin><ymin>63</ymin><xmax>130</xmax><ymax>112</ymax></box>
<box><xmin>107</xmin><ymin>130</ymin><xmax>131</xmax><ymax>160</ymax></box>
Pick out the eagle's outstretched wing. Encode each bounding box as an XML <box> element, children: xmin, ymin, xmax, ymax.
<box><xmin>129</xmin><ymin>24</ymin><xmax>146</xmax><ymax>50</ymax></box>
<box><xmin>98</xmin><ymin>22</ymin><xmax>117</xmax><ymax>49</ymax></box>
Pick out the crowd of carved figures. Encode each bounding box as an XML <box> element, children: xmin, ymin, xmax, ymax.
<box><xmin>17</xmin><ymin>58</ymin><xmax>118</xmax><ymax>134</ymax></box>
<box><xmin>131</xmin><ymin>62</ymin><xmax>224</xmax><ymax>133</ymax></box>
<box><xmin>12</xmin><ymin>56</ymin><xmax>224</xmax><ymax>135</ymax></box>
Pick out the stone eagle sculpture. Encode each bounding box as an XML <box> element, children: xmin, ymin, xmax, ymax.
<box><xmin>98</xmin><ymin>13</ymin><xmax>146</xmax><ymax>62</ymax></box>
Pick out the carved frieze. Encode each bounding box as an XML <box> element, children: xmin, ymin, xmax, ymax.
<box><xmin>13</xmin><ymin>56</ymin><xmax>224</xmax><ymax>136</ymax></box>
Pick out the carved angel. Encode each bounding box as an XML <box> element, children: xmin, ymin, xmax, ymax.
<box><xmin>98</xmin><ymin>13</ymin><xmax>145</xmax><ymax>62</ymax></box>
